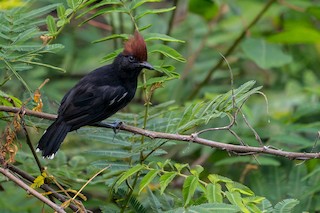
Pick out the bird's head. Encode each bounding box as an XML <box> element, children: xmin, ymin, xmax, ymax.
<box><xmin>114</xmin><ymin>31</ymin><xmax>154</xmax><ymax>78</ymax></box>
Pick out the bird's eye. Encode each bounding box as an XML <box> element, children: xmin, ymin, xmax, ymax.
<box><xmin>128</xmin><ymin>56</ymin><xmax>135</xmax><ymax>62</ymax></box>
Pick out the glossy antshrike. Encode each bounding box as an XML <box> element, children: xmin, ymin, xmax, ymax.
<box><xmin>37</xmin><ymin>31</ymin><xmax>154</xmax><ymax>159</ymax></box>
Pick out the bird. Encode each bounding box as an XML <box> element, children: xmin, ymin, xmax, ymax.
<box><xmin>36</xmin><ymin>31</ymin><xmax>154</xmax><ymax>159</ymax></box>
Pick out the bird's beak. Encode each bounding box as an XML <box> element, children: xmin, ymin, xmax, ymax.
<box><xmin>140</xmin><ymin>61</ymin><xmax>154</xmax><ymax>70</ymax></box>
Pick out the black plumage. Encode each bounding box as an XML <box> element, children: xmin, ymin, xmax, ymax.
<box><xmin>37</xmin><ymin>31</ymin><xmax>153</xmax><ymax>159</ymax></box>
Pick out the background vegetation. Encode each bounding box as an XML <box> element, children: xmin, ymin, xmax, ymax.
<box><xmin>1</xmin><ymin>0</ymin><xmax>320</xmax><ymax>212</ymax></box>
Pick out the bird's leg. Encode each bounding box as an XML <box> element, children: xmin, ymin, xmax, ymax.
<box><xmin>93</xmin><ymin>121</ymin><xmax>123</xmax><ymax>134</ymax></box>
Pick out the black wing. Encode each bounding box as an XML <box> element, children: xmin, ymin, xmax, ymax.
<box><xmin>58</xmin><ymin>83</ymin><xmax>129</xmax><ymax>130</ymax></box>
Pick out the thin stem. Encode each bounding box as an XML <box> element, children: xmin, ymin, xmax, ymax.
<box><xmin>20</xmin><ymin>113</ymin><xmax>43</xmax><ymax>172</ymax></box>
<box><xmin>120</xmin><ymin>171</ymin><xmax>140</xmax><ymax>213</ymax></box>
<box><xmin>140</xmin><ymin>70</ymin><xmax>150</xmax><ymax>162</ymax></box>
<box><xmin>165</xmin><ymin>0</ymin><xmax>179</xmax><ymax>40</ymax></box>
<box><xmin>120</xmin><ymin>71</ymin><xmax>150</xmax><ymax>212</ymax></box>
<box><xmin>72</xmin><ymin>166</ymin><xmax>110</xmax><ymax>200</ymax></box>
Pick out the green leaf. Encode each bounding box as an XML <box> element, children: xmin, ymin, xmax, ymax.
<box><xmin>241</xmin><ymin>38</ymin><xmax>292</xmax><ymax>69</ymax></box>
<box><xmin>274</xmin><ymin>199</ymin><xmax>299</xmax><ymax>213</ymax></box>
<box><xmin>86</xmin><ymin>134</ymin><xmax>131</xmax><ymax>146</ymax></box>
<box><xmin>206</xmin><ymin>183</ymin><xmax>223</xmax><ymax>203</ymax></box>
<box><xmin>226</xmin><ymin>182</ymin><xmax>254</xmax><ymax>196</ymax></box>
<box><xmin>183</xmin><ymin>176</ymin><xmax>199</xmax><ymax>206</ymax></box>
<box><xmin>215</xmin><ymin>156</ymin><xmax>280</xmax><ymax>166</ymax></box>
<box><xmin>156</xmin><ymin>159</ymin><xmax>171</xmax><ymax>169</ymax></box>
<box><xmin>3</xmin><ymin>59</ymin><xmax>32</xmax><ymax>94</ymax></box>
<box><xmin>225</xmin><ymin>191</ymin><xmax>250</xmax><ymax>213</ymax></box>
<box><xmin>190</xmin><ymin>165</ymin><xmax>204</xmax><ymax>177</ymax></box>
<box><xmin>57</xmin><ymin>19</ymin><xmax>66</xmax><ymax>28</ymax></box>
<box><xmin>159</xmin><ymin>172</ymin><xmax>176</xmax><ymax>194</ymax></box>
<box><xmin>65</xmin><ymin>8</ymin><xmax>74</xmax><ymax>16</ymax></box>
<box><xmin>166</xmin><ymin>203</ymin><xmax>240</xmax><ymax>213</ymax></box>
<box><xmin>149</xmin><ymin>44</ymin><xmax>186</xmax><ymax>62</ymax></box>
<box><xmin>139</xmin><ymin>76</ymin><xmax>175</xmax><ymax>88</ymax></box>
<box><xmin>0</xmin><ymin>90</ymin><xmax>22</xmax><ymax>107</ymax></box>
<box><xmin>101</xmin><ymin>49</ymin><xmax>123</xmax><ymax>62</ymax></box>
<box><xmin>130</xmin><ymin>0</ymin><xmax>161</xmax><ymax>10</ymax></box>
<box><xmin>188</xmin><ymin>0</ymin><xmax>219</xmax><ymax>21</ymax></box>
<box><xmin>17</xmin><ymin>60</ymin><xmax>65</xmax><ymax>72</ymax></box>
<box><xmin>139</xmin><ymin>169</ymin><xmax>159</xmax><ymax>194</ymax></box>
<box><xmin>16</xmin><ymin>4</ymin><xmax>60</xmax><ymax>24</ymax></box>
<box><xmin>153</xmin><ymin>64</ymin><xmax>176</xmax><ymax>74</ymax></box>
<box><xmin>138</xmin><ymin>24</ymin><xmax>152</xmax><ymax>31</ymax></box>
<box><xmin>135</xmin><ymin>7</ymin><xmax>176</xmax><ymax>20</ymax></box>
<box><xmin>41</xmin><ymin>44</ymin><xmax>65</xmax><ymax>53</ymax></box>
<box><xmin>208</xmin><ymin>174</ymin><xmax>233</xmax><ymax>184</ymax></box>
<box><xmin>243</xmin><ymin>196</ymin><xmax>265</xmax><ymax>205</ymax></box>
<box><xmin>147</xmin><ymin>188</ymin><xmax>162</xmax><ymax>213</ymax></box>
<box><xmin>80</xmin><ymin>7</ymin><xmax>126</xmax><ymax>25</ymax></box>
<box><xmin>92</xmin><ymin>161</ymin><xmax>129</xmax><ymax>171</ymax></box>
<box><xmin>77</xmin><ymin>0</ymin><xmax>121</xmax><ymax>18</ymax></box>
<box><xmin>57</xmin><ymin>5</ymin><xmax>66</xmax><ymax>19</ymax></box>
<box><xmin>144</xmin><ymin>33</ymin><xmax>185</xmax><ymax>43</ymax></box>
<box><xmin>268</xmin><ymin>27</ymin><xmax>320</xmax><ymax>44</ymax></box>
<box><xmin>88</xmin><ymin>149</ymin><xmax>133</xmax><ymax>159</ymax></box>
<box><xmin>116</xmin><ymin>164</ymin><xmax>145</xmax><ymax>187</ymax></box>
<box><xmin>12</xmin><ymin>27</ymin><xmax>39</xmax><ymax>44</ymax></box>
<box><xmin>67</xmin><ymin>0</ymin><xmax>79</xmax><ymax>9</ymax></box>
<box><xmin>46</xmin><ymin>15</ymin><xmax>57</xmax><ymax>35</ymax></box>
<box><xmin>259</xmin><ymin>199</ymin><xmax>273</xmax><ymax>212</ymax></box>
<box><xmin>93</xmin><ymin>34</ymin><xmax>128</xmax><ymax>43</ymax></box>
<box><xmin>174</xmin><ymin>163</ymin><xmax>189</xmax><ymax>172</ymax></box>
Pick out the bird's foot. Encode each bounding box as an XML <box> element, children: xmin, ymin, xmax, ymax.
<box><xmin>97</xmin><ymin>121</ymin><xmax>123</xmax><ymax>134</ymax></box>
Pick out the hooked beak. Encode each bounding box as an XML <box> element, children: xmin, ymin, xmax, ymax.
<box><xmin>140</xmin><ymin>61</ymin><xmax>154</xmax><ymax>70</ymax></box>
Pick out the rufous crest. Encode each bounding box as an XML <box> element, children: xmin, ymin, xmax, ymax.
<box><xmin>123</xmin><ymin>30</ymin><xmax>148</xmax><ymax>62</ymax></box>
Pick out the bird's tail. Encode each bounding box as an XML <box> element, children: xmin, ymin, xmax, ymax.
<box><xmin>37</xmin><ymin>119</ymin><xmax>71</xmax><ymax>159</ymax></box>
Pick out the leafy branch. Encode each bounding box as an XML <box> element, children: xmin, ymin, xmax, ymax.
<box><xmin>114</xmin><ymin>160</ymin><xmax>265</xmax><ymax>212</ymax></box>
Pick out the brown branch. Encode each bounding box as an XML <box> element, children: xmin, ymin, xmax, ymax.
<box><xmin>0</xmin><ymin>167</ymin><xmax>66</xmax><ymax>213</ymax></box>
<box><xmin>6</xmin><ymin>164</ymin><xmax>85</xmax><ymax>212</ymax></box>
<box><xmin>0</xmin><ymin>105</ymin><xmax>320</xmax><ymax>160</ymax></box>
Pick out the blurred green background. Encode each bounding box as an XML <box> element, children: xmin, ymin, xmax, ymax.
<box><xmin>1</xmin><ymin>0</ymin><xmax>320</xmax><ymax>212</ymax></box>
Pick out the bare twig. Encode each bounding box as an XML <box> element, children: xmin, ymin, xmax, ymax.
<box><xmin>0</xmin><ymin>167</ymin><xmax>66</xmax><ymax>213</ymax></box>
<box><xmin>19</xmin><ymin>109</ymin><xmax>43</xmax><ymax>172</ymax></box>
<box><xmin>72</xmin><ymin>166</ymin><xmax>110</xmax><ymax>201</ymax></box>
<box><xmin>1</xmin><ymin>105</ymin><xmax>320</xmax><ymax>160</ymax></box>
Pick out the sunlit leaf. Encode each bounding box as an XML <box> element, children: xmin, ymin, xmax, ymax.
<box><xmin>135</xmin><ymin>7</ymin><xmax>176</xmax><ymax>20</ymax></box>
<box><xmin>144</xmin><ymin>33</ymin><xmax>185</xmax><ymax>43</ymax></box>
<box><xmin>139</xmin><ymin>169</ymin><xmax>159</xmax><ymax>194</ymax></box>
<box><xmin>183</xmin><ymin>176</ymin><xmax>198</xmax><ymax>206</ymax></box>
<box><xmin>206</xmin><ymin>183</ymin><xmax>223</xmax><ymax>203</ymax></box>
<box><xmin>130</xmin><ymin>0</ymin><xmax>161</xmax><ymax>10</ymax></box>
<box><xmin>46</xmin><ymin>15</ymin><xmax>57</xmax><ymax>35</ymax></box>
<box><xmin>274</xmin><ymin>199</ymin><xmax>299</xmax><ymax>213</ymax></box>
<box><xmin>159</xmin><ymin>172</ymin><xmax>176</xmax><ymax>194</ymax></box>
<box><xmin>149</xmin><ymin>44</ymin><xmax>186</xmax><ymax>62</ymax></box>
<box><xmin>116</xmin><ymin>164</ymin><xmax>145</xmax><ymax>187</ymax></box>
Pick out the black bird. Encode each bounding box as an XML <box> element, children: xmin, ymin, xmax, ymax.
<box><xmin>37</xmin><ymin>31</ymin><xmax>154</xmax><ymax>159</ymax></box>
